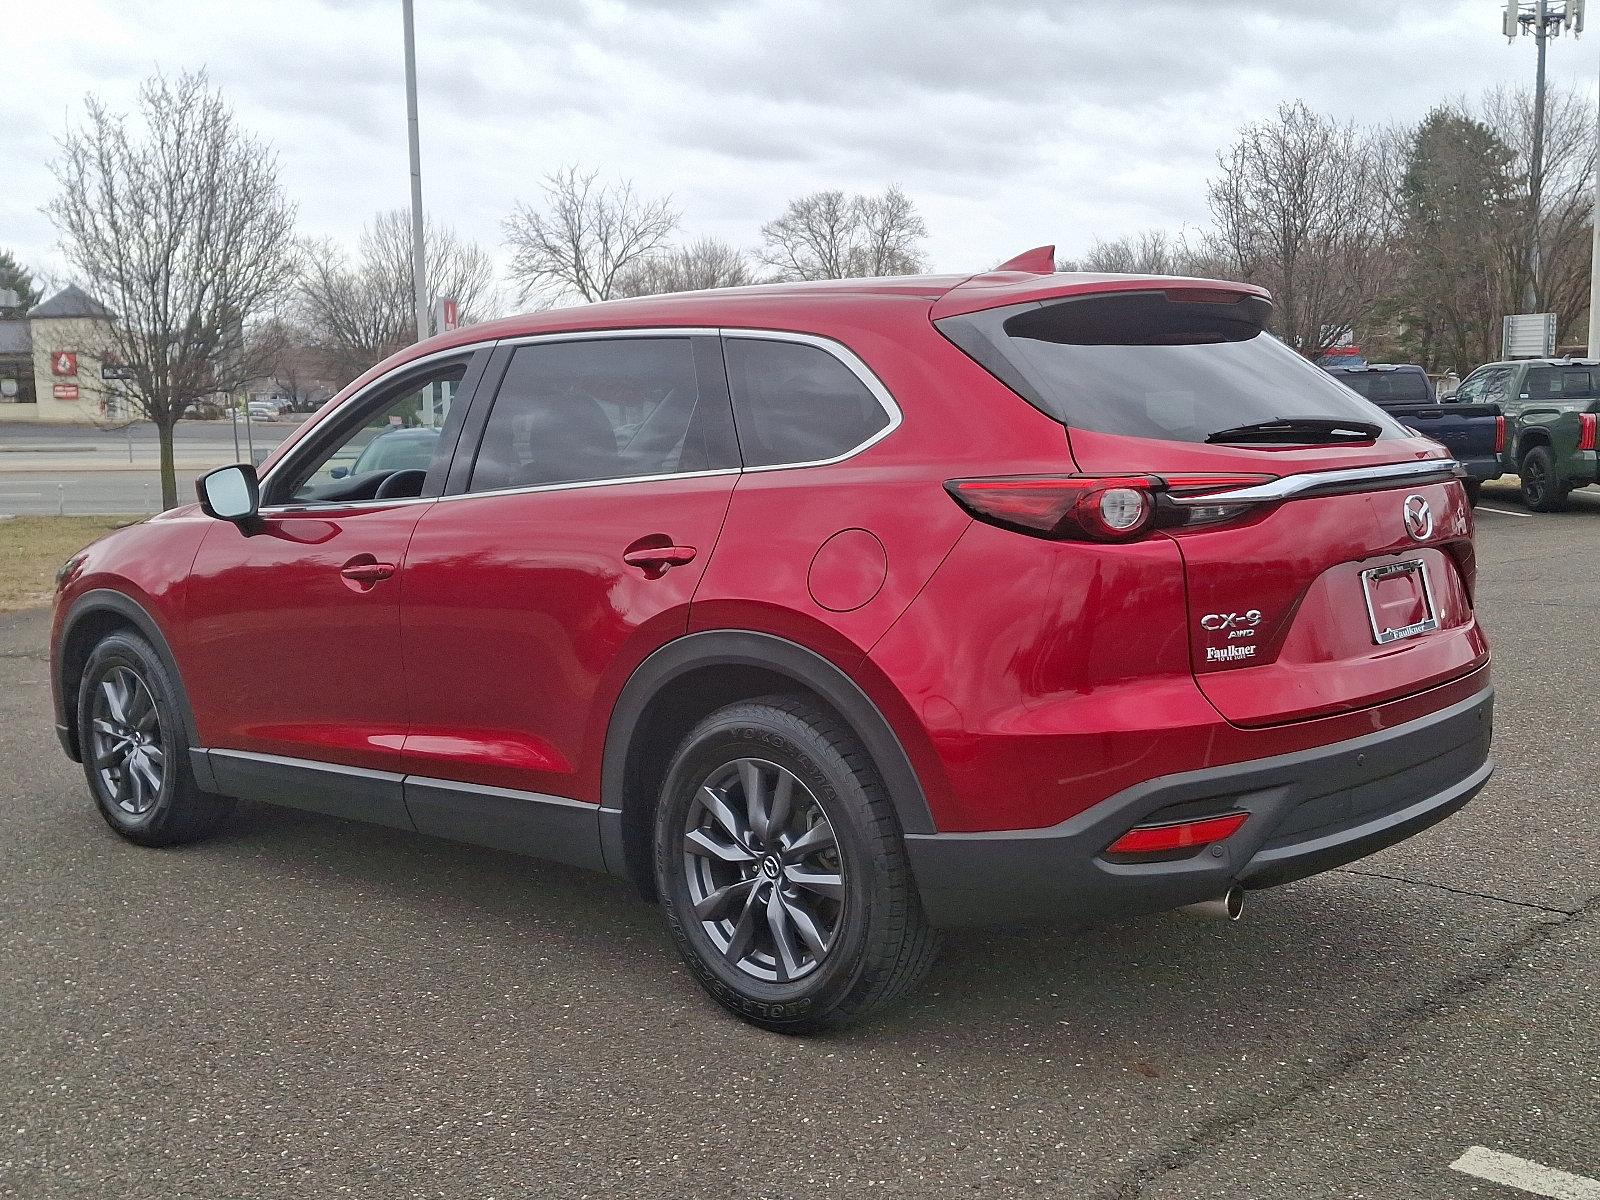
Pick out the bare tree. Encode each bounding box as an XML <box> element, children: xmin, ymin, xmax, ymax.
<box><xmin>296</xmin><ymin>209</ymin><xmax>497</xmax><ymax>382</ymax></box>
<box><xmin>502</xmin><ymin>166</ymin><xmax>679</xmax><ymax>304</ymax></box>
<box><xmin>1062</xmin><ymin>228</ymin><xmax>1233</xmax><ymax>277</ymax></box>
<box><xmin>1480</xmin><ymin>84</ymin><xmax>1595</xmax><ymax>341</ymax></box>
<box><xmin>248</xmin><ymin>316</ymin><xmax>336</xmax><ymax>410</ymax></box>
<box><xmin>47</xmin><ymin>71</ymin><xmax>297</xmax><ymax>508</ymax></box>
<box><xmin>1207</xmin><ymin>101</ymin><xmax>1396</xmax><ymax>357</ymax></box>
<box><xmin>758</xmin><ymin>186</ymin><xmax>928</xmax><ymax>280</ymax></box>
<box><xmin>612</xmin><ymin>237</ymin><xmax>758</xmax><ymax>297</ymax></box>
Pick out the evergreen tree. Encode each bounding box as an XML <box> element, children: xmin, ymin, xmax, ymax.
<box><xmin>0</xmin><ymin>249</ymin><xmax>40</xmax><ymax>318</ymax></box>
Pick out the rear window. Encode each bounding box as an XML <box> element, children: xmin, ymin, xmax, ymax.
<box><xmin>938</xmin><ymin>291</ymin><xmax>1405</xmax><ymax>444</ymax></box>
<box><xmin>1330</xmin><ymin>369</ymin><xmax>1433</xmax><ymax>404</ymax></box>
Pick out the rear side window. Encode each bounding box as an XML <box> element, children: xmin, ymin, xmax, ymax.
<box><xmin>723</xmin><ymin>338</ymin><xmax>891</xmax><ymax>467</ymax></box>
<box><xmin>1331</xmin><ymin>370</ymin><xmax>1432</xmax><ymax>403</ymax></box>
<box><xmin>468</xmin><ymin>337</ymin><xmax>731</xmax><ymax>493</ymax></box>
<box><xmin>938</xmin><ymin>291</ymin><xmax>1405</xmax><ymax>444</ymax></box>
<box><xmin>1524</xmin><ymin>365</ymin><xmax>1600</xmax><ymax>399</ymax></box>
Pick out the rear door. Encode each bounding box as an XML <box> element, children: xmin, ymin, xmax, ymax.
<box><xmin>936</xmin><ymin>288</ymin><xmax>1488</xmax><ymax>726</ymax></box>
<box><xmin>396</xmin><ymin>332</ymin><xmax>740</xmax><ymax>817</ymax></box>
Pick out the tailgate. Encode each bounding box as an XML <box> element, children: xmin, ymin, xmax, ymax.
<box><xmin>1167</xmin><ymin>475</ymin><xmax>1487</xmax><ymax>726</ymax></box>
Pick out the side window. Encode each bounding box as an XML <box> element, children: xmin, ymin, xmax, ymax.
<box><xmin>723</xmin><ymin>338</ymin><xmax>892</xmax><ymax>468</ymax></box>
<box><xmin>467</xmin><ymin>337</ymin><xmax>724</xmax><ymax>493</ymax></box>
<box><xmin>276</xmin><ymin>361</ymin><xmax>466</xmax><ymax>505</ymax></box>
<box><xmin>1453</xmin><ymin>371</ymin><xmax>1485</xmax><ymax>403</ymax></box>
<box><xmin>1477</xmin><ymin>368</ymin><xmax>1511</xmax><ymax>405</ymax></box>
<box><xmin>1523</xmin><ymin>367</ymin><xmax>1554</xmax><ymax>400</ymax></box>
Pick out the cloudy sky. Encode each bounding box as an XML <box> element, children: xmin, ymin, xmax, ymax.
<box><xmin>5</xmin><ymin>0</ymin><xmax>1597</xmax><ymax>304</ymax></box>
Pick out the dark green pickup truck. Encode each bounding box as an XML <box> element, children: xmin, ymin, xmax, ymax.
<box><xmin>1453</xmin><ymin>358</ymin><xmax>1600</xmax><ymax>511</ymax></box>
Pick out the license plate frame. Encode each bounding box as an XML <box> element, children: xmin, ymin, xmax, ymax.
<box><xmin>1360</xmin><ymin>559</ymin><xmax>1439</xmax><ymax>646</ymax></box>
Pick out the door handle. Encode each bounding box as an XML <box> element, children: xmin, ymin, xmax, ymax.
<box><xmin>340</xmin><ymin>560</ymin><xmax>396</xmax><ymax>584</ymax></box>
<box><xmin>622</xmin><ymin>544</ymin><xmax>697</xmax><ymax>573</ymax></box>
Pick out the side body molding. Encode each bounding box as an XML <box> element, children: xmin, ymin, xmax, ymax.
<box><xmin>600</xmin><ymin>630</ymin><xmax>936</xmax><ymax>887</ymax></box>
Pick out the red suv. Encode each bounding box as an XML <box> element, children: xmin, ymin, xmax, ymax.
<box><xmin>50</xmin><ymin>250</ymin><xmax>1493</xmax><ymax>1031</ymax></box>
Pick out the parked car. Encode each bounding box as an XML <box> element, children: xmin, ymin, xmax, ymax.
<box><xmin>49</xmin><ymin>251</ymin><xmax>1493</xmax><ymax>1032</ymax></box>
<box><xmin>1323</xmin><ymin>364</ymin><xmax>1504</xmax><ymax>505</ymax></box>
<box><xmin>329</xmin><ymin>426</ymin><xmax>441</xmax><ymax>480</ymax></box>
<box><xmin>245</xmin><ymin>400</ymin><xmax>280</xmax><ymax>422</ymax></box>
<box><xmin>1452</xmin><ymin>357</ymin><xmax>1600</xmax><ymax>511</ymax></box>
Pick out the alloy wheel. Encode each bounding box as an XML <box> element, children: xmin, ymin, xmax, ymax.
<box><xmin>1523</xmin><ymin>455</ymin><xmax>1548</xmax><ymax>506</ymax></box>
<box><xmin>681</xmin><ymin>758</ymin><xmax>845</xmax><ymax>982</ymax></box>
<box><xmin>89</xmin><ymin>665</ymin><xmax>166</xmax><ymax>816</ymax></box>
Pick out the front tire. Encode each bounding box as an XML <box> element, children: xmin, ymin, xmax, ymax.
<box><xmin>653</xmin><ymin>695</ymin><xmax>940</xmax><ymax>1032</ymax></box>
<box><xmin>1519</xmin><ymin>445</ymin><xmax>1569</xmax><ymax>512</ymax></box>
<box><xmin>77</xmin><ymin>631</ymin><xmax>233</xmax><ymax>847</ymax></box>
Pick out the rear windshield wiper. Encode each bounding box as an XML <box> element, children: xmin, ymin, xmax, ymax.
<box><xmin>1205</xmin><ymin>417</ymin><xmax>1383</xmax><ymax>445</ymax></box>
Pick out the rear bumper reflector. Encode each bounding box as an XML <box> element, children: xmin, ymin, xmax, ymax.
<box><xmin>1106</xmin><ymin>812</ymin><xmax>1248</xmax><ymax>855</ymax></box>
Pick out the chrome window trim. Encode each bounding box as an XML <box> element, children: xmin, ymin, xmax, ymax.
<box><xmin>431</xmin><ymin>466</ymin><xmax>743</xmax><ymax>507</ymax></box>
<box><xmin>718</xmin><ymin>327</ymin><xmax>903</xmax><ymax>472</ymax></box>
<box><xmin>257</xmin><ymin>343</ymin><xmax>486</xmax><ymax>512</ymax></box>
<box><xmin>257</xmin><ymin>323</ymin><xmax>904</xmax><ymax>512</ymax></box>
<box><xmin>1167</xmin><ymin>458</ymin><xmax>1462</xmax><ymax>506</ymax></box>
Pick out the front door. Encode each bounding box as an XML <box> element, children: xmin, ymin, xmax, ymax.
<box><xmin>398</xmin><ymin>334</ymin><xmax>740</xmax><ymax>812</ymax></box>
<box><xmin>181</xmin><ymin>354</ymin><xmax>478</xmax><ymax>777</ymax></box>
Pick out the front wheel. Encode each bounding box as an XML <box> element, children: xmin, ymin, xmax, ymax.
<box><xmin>653</xmin><ymin>695</ymin><xmax>940</xmax><ymax>1032</ymax></box>
<box><xmin>1519</xmin><ymin>445</ymin><xmax>1569</xmax><ymax>512</ymax></box>
<box><xmin>77</xmin><ymin>631</ymin><xmax>233</xmax><ymax>847</ymax></box>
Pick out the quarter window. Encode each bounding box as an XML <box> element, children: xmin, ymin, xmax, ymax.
<box><xmin>723</xmin><ymin>338</ymin><xmax>891</xmax><ymax>468</ymax></box>
<box><xmin>467</xmin><ymin>338</ymin><xmax>726</xmax><ymax>493</ymax></box>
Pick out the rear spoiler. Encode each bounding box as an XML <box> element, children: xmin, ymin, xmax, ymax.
<box><xmin>932</xmin><ymin>244</ymin><xmax>1271</xmax><ymax>320</ymax></box>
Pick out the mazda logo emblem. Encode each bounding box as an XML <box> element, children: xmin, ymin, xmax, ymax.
<box><xmin>1403</xmin><ymin>494</ymin><xmax>1433</xmax><ymax>541</ymax></box>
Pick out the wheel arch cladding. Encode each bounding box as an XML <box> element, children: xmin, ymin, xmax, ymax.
<box><xmin>601</xmin><ymin>630</ymin><xmax>936</xmax><ymax>897</ymax></box>
<box><xmin>58</xmin><ymin>590</ymin><xmax>202</xmax><ymax>769</ymax></box>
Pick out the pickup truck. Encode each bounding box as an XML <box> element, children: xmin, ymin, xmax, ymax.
<box><xmin>1323</xmin><ymin>364</ymin><xmax>1504</xmax><ymax>505</ymax></box>
<box><xmin>1451</xmin><ymin>357</ymin><xmax>1600</xmax><ymax>511</ymax></box>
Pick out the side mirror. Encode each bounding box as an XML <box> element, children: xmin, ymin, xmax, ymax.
<box><xmin>196</xmin><ymin>463</ymin><xmax>260</xmax><ymax>525</ymax></box>
<box><xmin>330</xmin><ymin>466</ymin><xmax>349</xmax><ymax>479</ymax></box>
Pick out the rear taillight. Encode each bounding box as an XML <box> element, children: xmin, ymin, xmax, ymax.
<box><xmin>1105</xmin><ymin>812</ymin><xmax>1248</xmax><ymax>856</ymax></box>
<box><xmin>946</xmin><ymin>473</ymin><xmax>1273</xmax><ymax>541</ymax></box>
<box><xmin>1494</xmin><ymin>415</ymin><xmax>1507</xmax><ymax>454</ymax></box>
<box><xmin>1580</xmin><ymin>413</ymin><xmax>1597</xmax><ymax>452</ymax></box>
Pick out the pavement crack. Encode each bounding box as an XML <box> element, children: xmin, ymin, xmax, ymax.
<box><xmin>1101</xmin><ymin>893</ymin><xmax>1600</xmax><ymax>1200</ymax></box>
<box><xmin>1333</xmin><ymin>866</ymin><xmax>1581</xmax><ymax>915</ymax></box>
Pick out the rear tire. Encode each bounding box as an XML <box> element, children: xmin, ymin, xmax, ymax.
<box><xmin>1463</xmin><ymin>480</ymin><xmax>1482</xmax><ymax>507</ymax></box>
<box><xmin>76</xmin><ymin>631</ymin><xmax>234</xmax><ymax>847</ymax></box>
<box><xmin>653</xmin><ymin>695</ymin><xmax>940</xmax><ymax>1033</ymax></box>
<box><xmin>1519</xmin><ymin>445</ymin><xmax>1569</xmax><ymax>512</ymax></box>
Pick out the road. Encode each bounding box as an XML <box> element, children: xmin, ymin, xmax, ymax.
<box><xmin>0</xmin><ymin>504</ymin><xmax>1595</xmax><ymax>1199</ymax></box>
<box><xmin>0</xmin><ymin>418</ymin><xmax>304</xmax><ymax>515</ymax></box>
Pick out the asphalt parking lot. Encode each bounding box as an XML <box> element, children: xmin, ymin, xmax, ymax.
<box><xmin>1</xmin><ymin>486</ymin><xmax>1596</xmax><ymax>1199</ymax></box>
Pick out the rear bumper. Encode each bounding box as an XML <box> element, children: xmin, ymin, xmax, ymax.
<box><xmin>904</xmin><ymin>685</ymin><xmax>1493</xmax><ymax>928</ymax></box>
<box><xmin>1458</xmin><ymin>455</ymin><xmax>1504</xmax><ymax>484</ymax></box>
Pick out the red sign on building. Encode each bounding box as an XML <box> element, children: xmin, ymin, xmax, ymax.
<box><xmin>53</xmin><ymin>383</ymin><xmax>80</xmax><ymax>401</ymax></box>
<box><xmin>51</xmin><ymin>351</ymin><xmax>79</xmax><ymax>377</ymax></box>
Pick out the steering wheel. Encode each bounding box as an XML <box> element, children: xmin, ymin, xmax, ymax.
<box><xmin>373</xmin><ymin>469</ymin><xmax>427</xmax><ymax>499</ymax></box>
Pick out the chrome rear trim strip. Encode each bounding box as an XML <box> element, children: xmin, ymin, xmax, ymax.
<box><xmin>1168</xmin><ymin>458</ymin><xmax>1462</xmax><ymax>505</ymax></box>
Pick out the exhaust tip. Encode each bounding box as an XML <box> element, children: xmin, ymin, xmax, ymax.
<box><xmin>1176</xmin><ymin>886</ymin><xmax>1245</xmax><ymax>923</ymax></box>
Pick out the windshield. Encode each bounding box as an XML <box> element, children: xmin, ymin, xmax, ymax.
<box><xmin>938</xmin><ymin>291</ymin><xmax>1406</xmax><ymax>445</ymax></box>
<box><xmin>1331</xmin><ymin>370</ymin><xmax>1432</xmax><ymax>404</ymax></box>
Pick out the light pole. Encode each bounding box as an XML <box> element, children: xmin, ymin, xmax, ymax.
<box><xmin>1589</xmin><ymin>37</ymin><xmax>1600</xmax><ymax>355</ymax></box>
<box><xmin>1505</xmin><ymin>0</ymin><xmax>1585</xmax><ymax>315</ymax></box>
<box><xmin>402</xmin><ymin>0</ymin><xmax>430</xmax><ymax>347</ymax></box>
